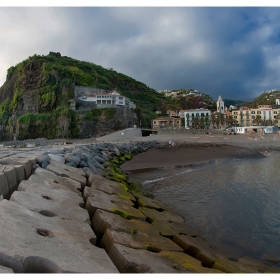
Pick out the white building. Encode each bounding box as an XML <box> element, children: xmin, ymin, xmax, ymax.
<box><xmin>184</xmin><ymin>108</ymin><xmax>211</xmax><ymax>128</ymax></box>
<box><xmin>233</xmin><ymin>126</ymin><xmax>279</xmax><ymax>134</ymax></box>
<box><xmin>78</xmin><ymin>90</ymin><xmax>135</xmax><ymax>109</ymax></box>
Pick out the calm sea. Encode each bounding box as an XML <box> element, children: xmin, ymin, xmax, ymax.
<box><xmin>126</xmin><ymin>151</ymin><xmax>280</xmax><ymax>265</ymax></box>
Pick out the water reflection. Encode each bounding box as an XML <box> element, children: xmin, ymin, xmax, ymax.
<box><xmin>128</xmin><ymin>152</ymin><xmax>280</xmax><ymax>264</ymax></box>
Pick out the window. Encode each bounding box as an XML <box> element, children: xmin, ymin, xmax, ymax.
<box><xmin>234</xmin><ymin>112</ymin><xmax>238</xmax><ymax>115</ymax></box>
<box><xmin>251</xmin><ymin>111</ymin><xmax>255</xmax><ymax>114</ymax></box>
<box><xmin>206</xmin><ymin>113</ymin><xmax>209</xmax><ymax>116</ymax></box>
<box><xmin>257</xmin><ymin>111</ymin><xmax>261</xmax><ymax>114</ymax></box>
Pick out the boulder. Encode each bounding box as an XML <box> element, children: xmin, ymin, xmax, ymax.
<box><xmin>64</xmin><ymin>153</ymin><xmax>81</xmax><ymax>166</ymax></box>
<box><xmin>36</xmin><ymin>154</ymin><xmax>50</xmax><ymax>166</ymax></box>
<box><xmin>48</xmin><ymin>154</ymin><xmax>65</xmax><ymax>164</ymax></box>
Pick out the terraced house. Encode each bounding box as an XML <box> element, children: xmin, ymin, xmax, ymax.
<box><xmin>231</xmin><ymin>105</ymin><xmax>280</xmax><ymax>126</ymax></box>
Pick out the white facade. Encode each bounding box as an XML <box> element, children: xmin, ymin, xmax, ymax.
<box><xmin>184</xmin><ymin>108</ymin><xmax>211</xmax><ymax>128</ymax></box>
<box><xmin>217</xmin><ymin>95</ymin><xmax>225</xmax><ymax>114</ymax></box>
<box><xmin>233</xmin><ymin>126</ymin><xmax>279</xmax><ymax>134</ymax></box>
<box><xmin>276</xmin><ymin>99</ymin><xmax>280</xmax><ymax>105</ymax></box>
<box><xmin>78</xmin><ymin>90</ymin><xmax>135</xmax><ymax>109</ymax></box>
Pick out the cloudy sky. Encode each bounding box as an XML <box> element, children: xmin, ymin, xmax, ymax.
<box><xmin>0</xmin><ymin>3</ymin><xmax>280</xmax><ymax>101</ymax></box>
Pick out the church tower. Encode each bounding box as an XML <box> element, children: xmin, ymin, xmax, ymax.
<box><xmin>217</xmin><ymin>95</ymin><xmax>225</xmax><ymax>114</ymax></box>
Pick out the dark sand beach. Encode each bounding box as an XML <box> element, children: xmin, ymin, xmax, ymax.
<box><xmin>121</xmin><ymin>143</ymin><xmax>256</xmax><ymax>172</ymax></box>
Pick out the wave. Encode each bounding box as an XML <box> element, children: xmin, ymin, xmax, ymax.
<box><xmin>142</xmin><ymin>168</ymin><xmax>195</xmax><ymax>185</ymax></box>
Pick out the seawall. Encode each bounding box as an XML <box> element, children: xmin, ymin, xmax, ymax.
<box><xmin>0</xmin><ymin>138</ymin><xmax>280</xmax><ymax>273</ymax></box>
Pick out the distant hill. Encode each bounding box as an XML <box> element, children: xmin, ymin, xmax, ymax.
<box><xmin>243</xmin><ymin>90</ymin><xmax>280</xmax><ymax>108</ymax></box>
<box><xmin>0</xmin><ymin>52</ymin><xmax>170</xmax><ymax>140</ymax></box>
<box><xmin>223</xmin><ymin>99</ymin><xmax>246</xmax><ymax>107</ymax></box>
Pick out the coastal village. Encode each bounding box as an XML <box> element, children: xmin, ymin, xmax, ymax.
<box><xmin>152</xmin><ymin>89</ymin><xmax>280</xmax><ymax>135</ymax></box>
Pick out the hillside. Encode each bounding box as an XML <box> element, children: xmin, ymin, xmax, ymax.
<box><xmin>0</xmin><ymin>52</ymin><xmax>169</xmax><ymax>140</ymax></box>
<box><xmin>243</xmin><ymin>90</ymin><xmax>280</xmax><ymax>108</ymax></box>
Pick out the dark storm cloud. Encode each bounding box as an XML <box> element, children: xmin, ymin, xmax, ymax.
<box><xmin>0</xmin><ymin>6</ymin><xmax>280</xmax><ymax>101</ymax></box>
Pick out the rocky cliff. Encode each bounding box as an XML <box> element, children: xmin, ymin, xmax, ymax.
<box><xmin>0</xmin><ymin>52</ymin><xmax>165</xmax><ymax>140</ymax></box>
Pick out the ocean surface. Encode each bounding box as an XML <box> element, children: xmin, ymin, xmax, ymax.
<box><xmin>126</xmin><ymin>151</ymin><xmax>280</xmax><ymax>265</ymax></box>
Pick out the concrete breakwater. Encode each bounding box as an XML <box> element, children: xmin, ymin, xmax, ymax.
<box><xmin>0</xmin><ymin>141</ymin><xmax>280</xmax><ymax>273</ymax></box>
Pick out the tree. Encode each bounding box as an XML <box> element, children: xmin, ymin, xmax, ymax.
<box><xmin>252</xmin><ymin>114</ymin><xmax>263</xmax><ymax>126</ymax></box>
<box><xmin>225</xmin><ymin>115</ymin><xmax>237</xmax><ymax>127</ymax></box>
<box><xmin>191</xmin><ymin>117</ymin><xmax>200</xmax><ymax>128</ymax></box>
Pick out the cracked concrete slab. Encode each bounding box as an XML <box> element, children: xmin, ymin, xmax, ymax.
<box><xmin>0</xmin><ymin>199</ymin><xmax>118</xmax><ymax>273</ymax></box>
<box><xmin>101</xmin><ymin>228</ymin><xmax>183</xmax><ymax>253</ymax></box>
<box><xmin>31</xmin><ymin>168</ymin><xmax>81</xmax><ymax>194</ymax></box>
<box><xmin>85</xmin><ymin>189</ymin><xmax>145</xmax><ymax>220</ymax></box>
<box><xmin>10</xmin><ymin>190</ymin><xmax>89</xmax><ymax>223</ymax></box>
<box><xmin>18</xmin><ymin>179</ymin><xmax>82</xmax><ymax>203</ymax></box>
<box><xmin>107</xmin><ymin>243</ymin><xmax>223</xmax><ymax>273</ymax></box>
<box><xmin>46</xmin><ymin>160</ymin><xmax>86</xmax><ymax>188</ymax></box>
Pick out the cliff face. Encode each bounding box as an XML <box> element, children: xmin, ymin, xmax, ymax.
<box><xmin>0</xmin><ymin>52</ymin><xmax>158</xmax><ymax>140</ymax></box>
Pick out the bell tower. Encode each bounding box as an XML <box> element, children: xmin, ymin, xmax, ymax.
<box><xmin>217</xmin><ymin>95</ymin><xmax>225</xmax><ymax>114</ymax></box>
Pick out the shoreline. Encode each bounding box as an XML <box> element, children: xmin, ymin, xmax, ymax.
<box><xmin>121</xmin><ymin>143</ymin><xmax>265</xmax><ymax>173</ymax></box>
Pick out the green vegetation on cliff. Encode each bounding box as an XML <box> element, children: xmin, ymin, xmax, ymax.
<box><xmin>0</xmin><ymin>52</ymin><xmax>171</xmax><ymax>140</ymax></box>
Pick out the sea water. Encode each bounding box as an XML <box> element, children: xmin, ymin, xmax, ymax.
<box><xmin>127</xmin><ymin>151</ymin><xmax>280</xmax><ymax>264</ymax></box>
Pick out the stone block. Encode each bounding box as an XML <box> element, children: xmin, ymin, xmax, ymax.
<box><xmin>0</xmin><ymin>164</ymin><xmax>17</xmax><ymax>196</ymax></box>
<box><xmin>0</xmin><ymin>156</ymin><xmax>34</xmax><ymax>179</ymax></box>
<box><xmin>0</xmin><ymin>264</ymin><xmax>14</xmax><ymax>273</ymax></box>
<box><xmin>31</xmin><ymin>168</ymin><xmax>81</xmax><ymax>194</ymax></box>
<box><xmin>46</xmin><ymin>160</ymin><xmax>86</xmax><ymax>189</ymax></box>
<box><xmin>131</xmin><ymin>190</ymin><xmax>171</xmax><ymax>211</ymax></box>
<box><xmin>139</xmin><ymin>207</ymin><xmax>184</xmax><ymax>224</ymax></box>
<box><xmin>108</xmin><ymin>243</ymin><xmax>224</xmax><ymax>273</ymax></box>
<box><xmin>18</xmin><ymin>179</ymin><xmax>82</xmax><ymax>203</ymax></box>
<box><xmin>10</xmin><ymin>190</ymin><xmax>89</xmax><ymax>223</ymax></box>
<box><xmin>85</xmin><ymin>189</ymin><xmax>145</xmax><ymax>220</ymax></box>
<box><xmin>0</xmin><ymin>199</ymin><xmax>118</xmax><ymax>273</ymax></box>
<box><xmin>0</xmin><ymin>173</ymin><xmax>9</xmax><ymax>199</ymax></box>
<box><xmin>173</xmin><ymin>234</ymin><xmax>226</xmax><ymax>268</ymax></box>
<box><xmin>100</xmin><ymin>228</ymin><xmax>183</xmax><ymax>253</ymax></box>
<box><xmin>83</xmin><ymin>184</ymin><xmax>134</xmax><ymax>203</ymax></box>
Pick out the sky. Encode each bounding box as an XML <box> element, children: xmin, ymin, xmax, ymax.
<box><xmin>1</xmin><ymin>2</ymin><xmax>280</xmax><ymax>101</ymax></box>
